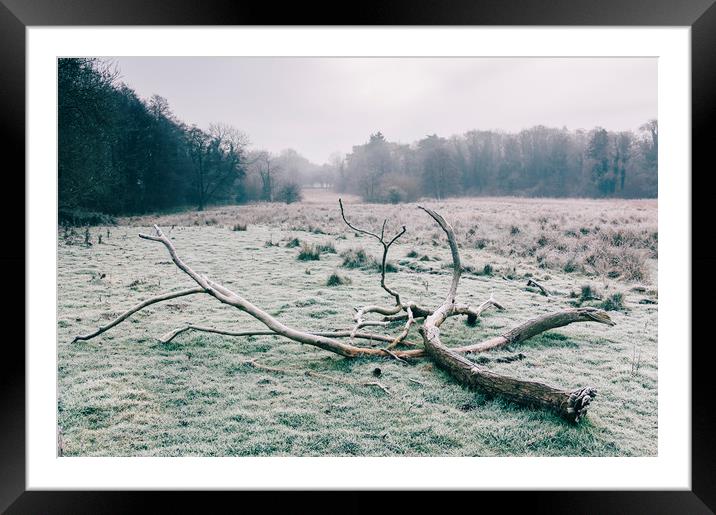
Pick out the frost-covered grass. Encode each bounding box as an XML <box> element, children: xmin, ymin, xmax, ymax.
<box><xmin>58</xmin><ymin>193</ymin><xmax>658</xmax><ymax>456</ymax></box>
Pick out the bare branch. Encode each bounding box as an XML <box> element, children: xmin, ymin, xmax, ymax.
<box><xmin>382</xmin><ymin>297</ymin><xmax>505</xmax><ymax>323</ymax></box>
<box><xmin>455</xmin><ymin>307</ymin><xmax>615</xmax><ymax>354</ymax></box>
<box><xmin>350</xmin><ymin>304</ymin><xmax>401</xmax><ymax>338</ymax></box>
<box><xmin>339</xmin><ymin>198</ymin><xmax>406</xmax><ymax>305</ymax></box>
<box><xmin>387</xmin><ymin>305</ymin><xmax>414</xmax><ymax>349</ymax></box>
<box><xmin>160</xmin><ymin>324</ymin><xmax>419</xmax><ymax>347</ymax></box>
<box><xmin>382</xmin><ymin>348</ymin><xmax>409</xmax><ymax>365</ymax></box>
<box><xmin>72</xmin><ymin>287</ymin><xmax>205</xmax><ymax>343</ymax></box>
<box><xmin>417</xmin><ymin>205</ymin><xmax>461</xmax><ymax>327</ymax></box>
<box><xmin>138</xmin><ymin>225</ymin><xmax>381</xmax><ymax>357</ymax></box>
<box><xmin>338</xmin><ymin>198</ymin><xmax>382</xmax><ymax>240</ymax></box>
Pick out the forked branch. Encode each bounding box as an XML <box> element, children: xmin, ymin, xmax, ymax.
<box><xmin>339</xmin><ymin>198</ymin><xmax>406</xmax><ymax>305</ymax></box>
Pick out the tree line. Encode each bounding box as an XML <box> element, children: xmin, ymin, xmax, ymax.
<box><xmin>59</xmin><ymin>58</ymin><xmax>657</xmax><ymax>218</ymax></box>
<box><xmin>59</xmin><ymin>58</ymin><xmax>329</xmax><ymax>218</ymax></box>
<box><xmin>335</xmin><ymin>123</ymin><xmax>657</xmax><ymax>203</ymax></box>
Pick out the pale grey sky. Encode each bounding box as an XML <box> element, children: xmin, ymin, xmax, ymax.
<box><xmin>113</xmin><ymin>57</ymin><xmax>657</xmax><ymax>164</ymax></box>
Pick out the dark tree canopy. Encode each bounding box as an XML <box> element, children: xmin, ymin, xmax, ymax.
<box><xmin>59</xmin><ymin>58</ymin><xmax>249</xmax><ymax>216</ymax></box>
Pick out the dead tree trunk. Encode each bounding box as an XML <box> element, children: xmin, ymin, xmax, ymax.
<box><xmin>423</xmin><ymin>342</ymin><xmax>597</xmax><ymax>422</ymax></box>
<box><xmin>72</xmin><ymin>201</ymin><xmax>615</xmax><ymax>423</ymax></box>
<box><xmin>418</xmin><ymin>206</ymin><xmax>603</xmax><ymax>422</ymax></box>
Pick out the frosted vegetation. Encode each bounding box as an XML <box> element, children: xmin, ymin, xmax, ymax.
<box><xmin>58</xmin><ymin>191</ymin><xmax>657</xmax><ymax>456</ymax></box>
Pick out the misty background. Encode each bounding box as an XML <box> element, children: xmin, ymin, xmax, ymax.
<box><xmin>58</xmin><ymin>57</ymin><xmax>657</xmax><ymax>217</ymax></box>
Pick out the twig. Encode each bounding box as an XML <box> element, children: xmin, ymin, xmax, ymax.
<box><xmin>382</xmin><ymin>348</ymin><xmax>409</xmax><ymax>364</ymax></box>
<box><xmin>305</xmin><ymin>370</ymin><xmax>391</xmax><ymax>395</ymax></box>
<box><xmin>246</xmin><ymin>360</ymin><xmax>391</xmax><ymax>395</ymax></box>
<box><xmin>387</xmin><ymin>305</ymin><xmax>414</xmax><ymax>349</ymax></box>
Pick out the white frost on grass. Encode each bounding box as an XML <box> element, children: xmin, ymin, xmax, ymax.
<box><xmin>57</xmin><ymin>194</ymin><xmax>657</xmax><ymax>457</ymax></box>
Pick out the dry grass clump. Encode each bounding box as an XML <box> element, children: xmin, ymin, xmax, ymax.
<box><xmin>316</xmin><ymin>241</ymin><xmax>337</xmax><ymax>254</ymax></box>
<box><xmin>579</xmin><ymin>284</ymin><xmax>601</xmax><ymax>302</ymax></box>
<box><xmin>584</xmin><ymin>246</ymin><xmax>649</xmax><ymax>282</ymax></box>
<box><xmin>340</xmin><ymin>247</ymin><xmax>370</xmax><ymax>269</ymax></box>
<box><xmin>600</xmin><ymin>292</ymin><xmax>626</xmax><ymax>312</ymax></box>
<box><xmin>340</xmin><ymin>248</ymin><xmax>397</xmax><ymax>273</ymax></box>
<box><xmin>462</xmin><ymin>263</ymin><xmax>495</xmax><ymax>276</ymax></box>
<box><xmin>285</xmin><ymin>237</ymin><xmax>301</xmax><ymax>248</ymax></box>
<box><xmin>297</xmin><ymin>243</ymin><xmax>321</xmax><ymax>261</ymax></box>
<box><xmin>326</xmin><ymin>272</ymin><xmax>352</xmax><ymax>287</ymax></box>
<box><xmin>232</xmin><ymin>222</ymin><xmax>247</xmax><ymax>231</ymax></box>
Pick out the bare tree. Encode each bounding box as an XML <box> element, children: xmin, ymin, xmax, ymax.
<box><xmin>242</xmin><ymin>150</ymin><xmax>283</xmax><ymax>202</ymax></box>
<box><xmin>186</xmin><ymin>123</ymin><xmax>248</xmax><ymax>210</ymax></box>
<box><xmin>72</xmin><ymin>202</ymin><xmax>614</xmax><ymax>423</ymax></box>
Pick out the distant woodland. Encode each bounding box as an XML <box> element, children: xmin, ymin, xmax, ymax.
<box><xmin>59</xmin><ymin>58</ymin><xmax>658</xmax><ymax>217</ymax></box>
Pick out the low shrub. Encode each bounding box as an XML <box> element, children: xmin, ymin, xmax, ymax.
<box><xmin>59</xmin><ymin>208</ymin><xmax>116</xmax><ymax>227</ymax></box>
<box><xmin>340</xmin><ymin>248</ymin><xmax>396</xmax><ymax>272</ymax></box>
<box><xmin>326</xmin><ymin>272</ymin><xmax>352</xmax><ymax>287</ymax></box>
<box><xmin>297</xmin><ymin>243</ymin><xmax>321</xmax><ymax>261</ymax></box>
<box><xmin>475</xmin><ymin>238</ymin><xmax>489</xmax><ymax>250</ymax></box>
<box><xmin>580</xmin><ymin>284</ymin><xmax>601</xmax><ymax>302</ymax></box>
<box><xmin>601</xmin><ymin>292</ymin><xmax>626</xmax><ymax>312</ymax></box>
<box><xmin>563</xmin><ymin>261</ymin><xmax>577</xmax><ymax>273</ymax></box>
<box><xmin>341</xmin><ymin>248</ymin><xmax>370</xmax><ymax>269</ymax></box>
<box><xmin>277</xmin><ymin>183</ymin><xmax>302</xmax><ymax>204</ymax></box>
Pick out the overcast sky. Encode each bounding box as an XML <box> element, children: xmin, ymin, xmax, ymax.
<box><xmin>113</xmin><ymin>57</ymin><xmax>657</xmax><ymax>165</ymax></box>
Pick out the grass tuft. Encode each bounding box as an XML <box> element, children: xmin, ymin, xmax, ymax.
<box><xmin>316</xmin><ymin>241</ymin><xmax>337</xmax><ymax>254</ymax></box>
<box><xmin>297</xmin><ymin>243</ymin><xmax>321</xmax><ymax>261</ymax></box>
<box><xmin>600</xmin><ymin>292</ymin><xmax>626</xmax><ymax>312</ymax></box>
<box><xmin>326</xmin><ymin>272</ymin><xmax>352</xmax><ymax>287</ymax></box>
<box><xmin>286</xmin><ymin>237</ymin><xmax>301</xmax><ymax>248</ymax></box>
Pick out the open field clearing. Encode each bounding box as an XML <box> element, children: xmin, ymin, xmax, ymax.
<box><xmin>58</xmin><ymin>193</ymin><xmax>657</xmax><ymax>456</ymax></box>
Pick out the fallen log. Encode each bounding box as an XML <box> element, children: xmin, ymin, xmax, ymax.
<box><xmin>418</xmin><ymin>206</ymin><xmax>603</xmax><ymax>423</ymax></box>
<box><xmin>72</xmin><ymin>202</ymin><xmax>614</xmax><ymax>423</ymax></box>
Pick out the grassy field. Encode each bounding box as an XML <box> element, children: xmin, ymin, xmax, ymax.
<box><xmin>57</xmin><ymin>190</ymin><xmax>658</xmax><ymax>457</ymax></box>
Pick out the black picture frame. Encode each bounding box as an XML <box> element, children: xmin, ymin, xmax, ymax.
<box><xmin>2</xmin><ymin>1</ymin><xmax>714</xmax><ymax>512</ymax></box>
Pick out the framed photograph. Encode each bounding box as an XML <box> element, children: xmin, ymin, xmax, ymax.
<box><xmin>3</xmin><ymin>0</ymin><xmax>714</xmax><ymax>511</ymax></box>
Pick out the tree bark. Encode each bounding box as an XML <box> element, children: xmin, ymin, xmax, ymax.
<box><xmin>418</xmin><ymin>206</ymin><xmax>602</xmax><ymax>423</ymax></box>
<box><xmin>421</xmin><ymin>326</ymin><xmax>597</xmax><ymax>422</ymax></box>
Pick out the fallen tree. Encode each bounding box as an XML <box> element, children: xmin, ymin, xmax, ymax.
<box><xmin>73</xmin><ymin>200</ymin><xmax>615</xmax><ymax>423</ymax></box>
